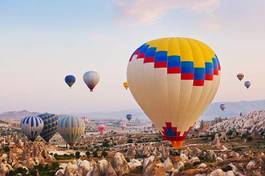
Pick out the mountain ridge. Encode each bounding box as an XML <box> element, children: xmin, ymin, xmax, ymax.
<box><xmin>1</xmin><ymin>100</ymin><xmax>265</xmax><ymax>121</ymax></box>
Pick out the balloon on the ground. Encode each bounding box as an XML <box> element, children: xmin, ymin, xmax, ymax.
<box><xmin>97</xmin><ymin>125</ymin><xmax>106</xmax><ymax>135</ymax></box>
<box><xmin>126</xmin><ymin>114</ymin><xmax>132</xmax><ymax>121</ymax></box>
<box><xmin>127</xmin><ymin>37</ymin><xmax>221</xmax><ymax>149</ymax></box>
<box><xmin>244</xmin><ymin>81</ymin><xmax>251</xmax><ymax>89</ymax></box>
<box><xmin>220</xmin><ymin>104</ymin><xmax>225</xmax><ymax>111</ymax></box>
<box><xmin>83</xmin><ymin>71</ymin><xmax>100</xmax><ymax>92</ymax></box>
<box><xmin>38</xmin><ymin>113</ymin><xmax>59</xmax><ymax>142</ymax></box>
<box><xmin>123</xmin><ymin>82</ymin><xmax>129</xmax><ymax>90</ymax></box>
<box><xmin>65</xmin><ymin>75</ymin><xmax>76</xmax><ymax>88</ymax></box>
<box><xmin>58</xmin><ymin>115</ymin><xmax>85</xmax><ymax>146</ymax></box>
<box><xmin>237</xmin><ymin>73</ymin><xmax>244</xmax><ymax>81</ymax></box>
<box><xmin>20</xmin><ymin>115</ymin><xmax>44</xmax><ymax>142</ymax></box>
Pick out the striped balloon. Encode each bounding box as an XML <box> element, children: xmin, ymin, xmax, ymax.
<box><xmin>38</xmin><ymin>113</ymin><xmax>59</xmax><ymax>142</ymax></box>
<box><xmin>20</xmin><ymin>115</ymin><xmax>44</xmax><ymax>142</ymax></box>
<box><xmin>127</xmin><ymin>37</ymin><xmax>221</xmax><ymax>149</ymax></box>
<box><xmin>58</xmin><ymin>115</ymin><xmax>85</xmax><ymax>146</ymax></box>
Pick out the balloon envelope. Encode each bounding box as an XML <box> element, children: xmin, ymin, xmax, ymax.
<box><xmin>97</xmin><ymin>125</ymin><xmax>106</xmax><ymax>135</ymax></box>
<box><xmin>244</xmin><ymin>81</ymin><xmax>251</xmax><ymax>89</ymax></box>
<box><xmin>237</xmin><ymin>73</ymin><xmax>244</xmax><ymax>81</ymax></box>
<box><xmin>20</xmin><ymin>115</ymin><xmax>44</xmax><ymax>142</ymax></box>
<box><xmin>127</xmin><ymin>37</ymin><xmax>221</xmax><ymax>149</ymax></box>
<box><xmin>220</xmin><ymin>104</ymin><xmax>225</xmax><ymax>111</ymax></box>
<box><xmin>38</xmin><ymin>113</ymin><xmax>59</xmax><ymax>142</ymax></box>
<box><xmin>83</xmin><ymin>71</ymin><xmax>100</xmax><ymax>92</ymax></box>
<box><xmin>65</xmin><ymin>75</ymin><xmax>76</xmax><ymax>88</ymax></box>
<box><xmin>123</xmin><ymin>82</ymin><xmax>129</xmax><ymax>90</ymax></box>
<box><xmin>58</xmin><ymin>115</ymin><xmax>85</xmax><ymax>146</ymax></box>
<box><xmin>126</xmin><ymin>114</ymin><xmax>132</xmax><ymax>121</ymax></box>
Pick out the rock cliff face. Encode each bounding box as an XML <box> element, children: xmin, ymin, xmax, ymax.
<box><xmin>209</xmin><ymin>111</ymin><xmax>265</xmax><ymax>136</ymax></box>
<box><xmin>111</xmin><ymin>152</ymin><xmax>130</xmax><ymax>176</ymax></box>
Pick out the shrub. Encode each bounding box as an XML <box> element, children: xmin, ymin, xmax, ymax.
<box><xmin>75</xmin><ymin>151</ymin><xmax>81</xmax><ymax>159</ymax></box>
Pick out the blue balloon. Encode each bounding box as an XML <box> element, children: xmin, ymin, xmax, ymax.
<box><xmin>126</xmin><ymin>114</ymin><xmax>132</xmax><ymax>121</ymax></box>
<box><xmin>65</xmin><ymin>75</ymin><xmax>76</xmax><ymax>88</ymax></box>
<box><xmin>38</xmin><ymin>113</ymin><xmax>59</xmax><ymax>142</ymax></box>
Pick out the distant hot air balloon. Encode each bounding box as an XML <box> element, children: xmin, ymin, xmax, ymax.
<box><xmin>65</xmin><ymin>75</ymin><xmax>76</xmax><ymax>88</ymax></box>
<box><xmin>97</xmin><ymin>125</ymin><xmax>106</xmax><ymax>135</ymax></box>
<box><xmin>38</xmin><ymin>113</ymin><xmax>59</xmax><ymax>142</ymax></box>
<box><xmin>127</xmin><ymin>37</ymin><xmax>221</xmax><ymax>149</ymax></box>
<box><xmin>123</xmin><ymin>82</ymin><xmax>129</xmax><ymax>90</ymax></box>
<box><xmin>220</xmin><ymin>104</ymin><xmax>225</xmax><ymax>111</ymax></box>
<box><xmin>83</xmin><ymin>71</ymin><xmax>100</xmax><ymax>92</ymax></box>
<box><xmin>244</xmin><ymin>81</ymin><xmax>251</xmax><ymax>89</ymax></box>
<box><xmin>20</xmin><ymin>115</ymin><xmax>44</xmax><ymax>142</ymax></box>
<box><xmin>58</xmin><ymin>115</ymin><xmax>85</xmax><ymax>146</ymax></box>
<box><xmin>126</xmin><ymin>114</ymin><xmax>132</xmax><ymax>121</ymax></box>
<box><xmin>237</xmin><ymin>73</ymin><xmax>244</xmax><ymax>81</ymax></box>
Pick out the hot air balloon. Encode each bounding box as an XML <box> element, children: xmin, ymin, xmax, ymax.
<box><xmin>126</xmin><ymin>114</ymin><xmax>132</xmax><ymax>121</ymax></box>
<box><xmin>237</xmin><ymin>73</ymin><xmax>244</xmax><ymax>81</ymax></box>
<box><xmin>244</xmin><ymin>81</ymin><xmax>251</xmax><ymax>89</ymax></box>
<box><xmin>20</xmin><ymin>115</ymin><xmax>44</xmax><ymax>142</ymax></box>
<box><xmin>38</xmin><ymin>113</ymin><xmax>59</xmax><ymax>142</ymax></box>
<box><xmin>127</xmin><ymin>37</ymin><xmax>221</xmax><ymax>149</ymax></box>
<box><xmin>123</xmin><ymin>82</ymin><xmax>129</xmax><ymax>90</ymax></box>
<box><xmin>83</xmin><ymin>71</ymin><xmax>100</xmax><ymax>92</ymax></box>
<box><xmin>65</xmin><ymin>75</ymin><xmax>76</xmax><ymax>88</ymax></box>
<box><xmin>97</xmin><ymin>125</ymin><xmax>106</xmax><ymax>135</ymax></box>
<box><xmin>58</xmin><ymin>115</ymin><xmax>85</xmax><ymax>146</ymax></box>
<box><xmin>220</xmin><ymin>104</ymin><xmax>225</xmax><ymax>111</ymax></box>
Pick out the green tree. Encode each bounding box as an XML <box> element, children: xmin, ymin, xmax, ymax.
<box><xmin>75</xmin><ymin>151</ymin><xmax>81</xmax><ymax>159</ymax></box>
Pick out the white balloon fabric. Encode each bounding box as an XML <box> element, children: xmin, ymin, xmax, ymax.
<box><xmin>83</xmin><ymin>71</ymin><xmax>100</xmax><ymax>92</ymax></box>
<box><xmin>58</xmin><ymin>115</ymin><xmax>85</xmax><ymax>146</ymax></box>
<box><xmin>20</xmin><ymin>115</ymin><xmax>44</xmax><ymax>142</ymax></box>
<box><xmin>127</xmin><ymin>37</ymin><xmax>221</xmax><ymax>148</ymax></box>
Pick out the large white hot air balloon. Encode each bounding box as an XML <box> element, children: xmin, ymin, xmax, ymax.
<box><xmin>58</xmin><ymin>115</ymin><xmax>85</xmax><ymax>146</ymax></box>
<box><xmin>20</xmin><ymin>115</ymin><xmax>44</xmax><ymax>142</ymax></box>
<box><xmin>127</xmin><ymin>37</ymin><xmax>221</xmax><ymax>148</ymax></box>
<box><xmin>83</xmin><ymin>71</ymin><xmax>100</xmax><ymax>92</ymax></box>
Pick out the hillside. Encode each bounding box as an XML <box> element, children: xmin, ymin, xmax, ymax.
<box><xmin>1</xmin><ymin>100</ymin><xmax>265</xmax><ymax>121</ymax></box>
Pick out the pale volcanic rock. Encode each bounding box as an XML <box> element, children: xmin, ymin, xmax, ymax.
<box><xmin>225</xmin><ymin>171</ymin><xmax>235</xmax><ymax>176</ymax></box>
<box><xmin>143</xmin><ymin>155</ymin><xmax>155</xmax><ymax>170</ymax></box>
<box><xmin>0</xmin><ymin>161</ymin><xmax>13</xmax><ymax>176</ymax></box>
<box><xmin>55</xmin><ymin>169</ymin><xmax>65</xmax><ymax>176</ymax></box>
<box><xmin>175</xmin><ymin>161</ymin><xmax>185</xmax><ymax>170</ymax></box>
<box><xmin>180</xmin><ymin>153</ymin><xmax>189</xmax><ymax>162</ymax></box>
<box><xmin>246</xmin><ymin>160</ymin><xmax>257</xmax><ymax>170</ymax></box>
<box><xmin>198</xmin><ymin>163</ymin><xmax>207</xmax><ymax>169</ymax></box>
<box><xmin>86</xmin><ymin>160</ymin><xmax>100</xmax><ymax>176</ymax></box>
<box><xmin>209</xmin><ymin>169</ymin><xmax>226</xmax><ymax>176</ymax></box>
<box><xmin>216</xmin><ymin>157</ymin><xmax>224</xmax><ymax>163</ymax></box>
<box><xmin>99</xmin><ymin>159</ymin><xmax>117</xmax><ymax>176</ymax></box>
<box><xmin>209</xmin><ymin>111</ymin><xmax>265</xmax><ymax>137</ymax></box>
<box><xmin>190</xmin><ymin>156</ymin><xmax>201</xmax><ymax>164</ymax></box>
<box><xmin>144</xmin><ymin>160</ymin><xmax>166</xmax><ymax>176</ymax></box>
<box><xmin>164</xmin><ymin>157</ymin><xmax>174</xmax><ymax>172</ymax></box>
<box><xmin>64</xmin><ymin>162</ymin><xmax>79</xmax><ymax>176</ymax></box>
<box><xmin>111</xmin><ymin>152</ymin><xmax>130</xmax><ymax>176</ymax></box>
<box><xmin>128</xmin><ymin>159</ymin><xmax>142</xmax><ymax>171</ymax></box>
<box><xmin>78</xmin><ymin>160</ymin><xmax>92</xmax><ymax>176</ymax></box>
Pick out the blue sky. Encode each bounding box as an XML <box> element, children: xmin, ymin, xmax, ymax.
<box><xmin>0</xmin><ymin>0</ymin><xmax>264</xmax><ymax>114</ymax></box>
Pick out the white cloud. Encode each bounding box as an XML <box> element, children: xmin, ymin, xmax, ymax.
<box><xmin>114</xmin><ymin>0</ymin><xmax>221</xmax><ymax>25</ymax></box>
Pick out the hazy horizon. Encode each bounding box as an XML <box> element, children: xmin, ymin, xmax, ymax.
<box><xmin>1</xmin><ymin>0</ymin><xmax>264</xmax><ymax>114</ymax></box>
